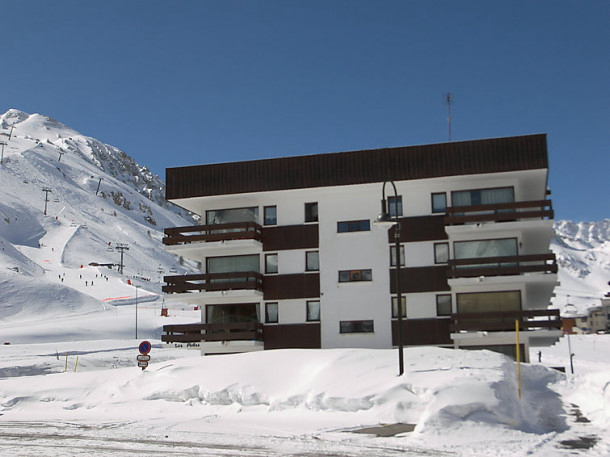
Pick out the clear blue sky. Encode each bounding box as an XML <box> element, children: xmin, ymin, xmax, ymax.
<box><xmin>2</xmin><ymin>1</ymin><xmax>608</xmax><ymax>222</ymax></box>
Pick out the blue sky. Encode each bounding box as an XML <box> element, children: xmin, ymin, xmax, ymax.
<box><xmin>1</xmin><ymin>1</ymin><xmax>608</xmax><ymax>222</ymax></box>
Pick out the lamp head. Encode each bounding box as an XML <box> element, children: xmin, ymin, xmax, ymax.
<box><xmin>373</xmin><ymin>199</ymin><xmax>397</xmax><ymax>229</ymax></box>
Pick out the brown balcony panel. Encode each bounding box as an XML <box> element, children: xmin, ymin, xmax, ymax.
<box><xmin>444</xmin><ymin>200</ymin><xmax>553</xmax><ymax>225</ymax></box>
<box><xmin>163</xmin><ymin>272</ymin><xmax>263</xmax><ymax>294</ymax></box>
<box><xmin>161</xmin><ymin>334</ymin><xmax>201</xmax><ymax>343</ymax></box>
<box><xmin>204</xmin><ymin>331</ymin><xmax>261</xmax><ymax>342</ymax></box>
<box><xmin>163</xmin><ymin>222</ymin><xmax>262</xmax><ymax>245</ymax></box>
<box><xmin>162</xmin><ymin>322</ymin><xmax>263</xmax><ymax>343</ymax></box>
<box><xmin>447</xmin><ymin>254</ymin><xmax>557</xmax><ymax>278</ymax></box>
<box><xmin>450</xmin><ymin>309</ymin><xmax>561</xmax><ymax>332</ymax></box>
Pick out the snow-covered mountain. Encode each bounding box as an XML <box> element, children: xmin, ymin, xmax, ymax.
<box><xmin>552</xmin><ymin>219</ymin><xmax>610</xmax><ymax>314</ymax></box>
<box><xmin>0</xmin><ymin>109</ymin><xmax>195</xmax><ymax>323</ymax></box>
<box><xmin>0</xmin><ymin>108</ymin><xmax>607</xmax><ymax>325</ymax></box>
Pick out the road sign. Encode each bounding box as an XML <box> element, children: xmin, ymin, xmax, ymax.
<box><xmin>137</xmin><ymin>354</ymin><xmax>151</xmax><ymax>362</ymax></box>
<box><xmin>138</xmin><ymin>340</ymin><xmax>152</xmax><ymax>355</ymax></box>
<box><xmin>137</xmin><ymin>361</ymin><xmax>149</xmax><ymax>369</ymax></box>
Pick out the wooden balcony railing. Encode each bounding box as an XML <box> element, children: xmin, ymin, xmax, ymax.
<box><xmin>444</xmin><ymin>200</ymin><xmax>553</xmax><ymax>225</ymax></box>
<box><xmin>163</xmin><ymin>222</ymin><xmax>263</xmax><ymax>246</ymax></box>
<box><xmin>450</xmin><ymin>309</ymin><xmax>562</xmax><ymax>333</ymax></box>
<box><xmin>447</xmin><ymin>253</ymin><xmax>557</xmax><ymax>278</ymax></box>
<box><xmin>162</xmin><ymin>271</ymin><xmax>263</xmax><ymax>294</ymax></box>
<box><xmin>162</xmin><ymin>322</ymin><xmax>264</xmax><ymax>343</ymax></box>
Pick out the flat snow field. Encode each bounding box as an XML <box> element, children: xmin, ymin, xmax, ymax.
<box><xmin>0</xmin><ymin>307</ymin><xmax>609</xmax><ymax>457</ymax></box>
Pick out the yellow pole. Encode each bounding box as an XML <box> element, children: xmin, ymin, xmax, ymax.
<box><xmin>64</xmin><ymin>354</ymin><xmax>68</xmax><ymax>372</ymax></box>
<box><xmin>74</xmin><ymin>356</ymin><xmax>79</xmax><ymax>372</ymax></box>
<box><xmin>515</xmin><ymin>320</ymin><xmax>521</xmax><ymax>400</ymax></box>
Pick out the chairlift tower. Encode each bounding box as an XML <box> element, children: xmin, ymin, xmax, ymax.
<box><xmin>42</xmin><ymin>187</ymin><xmax>53</xmax><ymax>215</ymax></box>
<box><xmin>115</xmin><ymin>243</ymin><xmax>130</xmax><ymax>275</ymax></box>
<box><xmin>0</xmin><ymin>141</ymin><xmax>6</xmax><ymax>165</ymax></box>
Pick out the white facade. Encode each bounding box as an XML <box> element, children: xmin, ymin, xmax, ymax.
<box><xmin>163</xmin><ymin>135</ymin><xmax>562</xmax><ymax>359</ymax></box>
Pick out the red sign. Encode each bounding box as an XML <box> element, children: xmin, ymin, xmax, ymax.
<box><xmin>138</xmin><ymin>341</ymin><xmax>152</xmax><ymax>355</ymax></box>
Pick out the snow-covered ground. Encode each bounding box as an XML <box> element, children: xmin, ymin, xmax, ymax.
<box><xmin>1</xmin><ymin>306</ymin><xmax>609</xmax><ymax>456</ymax></box>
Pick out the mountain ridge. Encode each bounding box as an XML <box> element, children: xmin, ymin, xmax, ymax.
<box><xmin>0</xmin><ymin>108</ymin><xmax>608</xmax><ymax>323</ymax></box>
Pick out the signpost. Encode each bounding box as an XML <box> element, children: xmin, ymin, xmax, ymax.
<box><xmin>137</xmin><ymin>340</ymin><xmax>151</xmax><ymax>370</ymax></box>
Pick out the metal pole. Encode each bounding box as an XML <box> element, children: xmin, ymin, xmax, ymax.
<box><xmin>135</xmin><ymin>286</ymin><xmax>139</xmax><ymax>339</ymax></box>
<box><xmin>515</xmin><ymin>320</ymin><xmax>522</xmax><ymax>399</ymax></box>
<box><xmin>391</xmin><ymin>181</ymin><xmax>404</xmax><ymax>376</ymax></box>
<box><xmin>567</xmin><ymin>332</ymin><xmax>574</xmax><ymax>374</ymax></box>
<box><xmin>0</xmin><ymin>142</ymin><xmax>5</xmax><ymax>165</ymax></box>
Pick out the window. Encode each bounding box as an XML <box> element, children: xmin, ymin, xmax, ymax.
<box><xmin>305</xmin><ymin>202</ymin><xmax>318</xmax><ymax>223</ymax></box>
<box><xmin>207</xmin><ymin>254</ymin><xmax>260</xmax><ymax>274</ymax></box>
<box><xmin>265</xmin><ymin>253</ymin><xmax>278</xmax><ymax>274</ymax></box>
<box><xmin>207</xmin><ymin>303</ymin><xmax>260</xmax><ymax>324</ymax></box>
<box><xmin>432</xmin><ymin>193</ymin><xmax>447</xmax><ymax>213</ymax></box>
<box><xmin>306</xmin><ymin>251</ymin><xmax>319</xmax><ymax>271</ymax></box>
<box><xmin>265</xmin><ymin>303</ymin><xmax>278</xmax><ymax>323</ymax></box>
<box><xmin>340</xmin><ymin>320</ymin><xmax>374</xmax><ymax>333</ymax></box>
<box><xmin>338</xmin><ymin>269</ymin><xmax>372</xmax><ymax>282</ymax></box>
<box><xmin>391</xmin><ymin>296</ymin><xmax>406</xmax><ymax>318</ymax></box>
<box><xmin>306</xmin><ymin>300</ymin><xmax>320</xmax><ymax>322</ymax></box>
<box><xmin>453</xmin><ymin>238</ymin><xmax>518</xmax><ymax>260</ymax></box>
<box><xmin>451</xmin><ymin>187</ymin><xmax>514</xmax><ymax>207</ymax></box>
<box><xmin>456</xmin><ymin>290</ymin><xmax>521</xmax><ymax>314</ymax></box>
<box><xmin>390</xmin><ymin>245</ymin><xmax>405</xmax><ymax>266</ymax></box>
<box><xmin>337</xmin><ymin>220</ymin><xmax>370</xmax><ymax>233</ymax></box>
<box><xmin>434</xmin><ymin>243</ymin><xmax>449</xmax><ymax>264</ymax></box>
<box><xmin>388</xmin><ymin>196</ymin><xmax>403</xmax><ymax>217</ymax></box>
<box><xmin>206</xmin><ymin>207</ymin><xmax>258</xmax><ymax>225</ymax></box>
<box><xmin>264</xmin><ymin>206</ymin><xmax>277</xmax><ymax>225</ymax></box>
<box><xmin>436</xmin><ymin>294</ymin><xmax>452</xmax><ymax>316</ymax></box>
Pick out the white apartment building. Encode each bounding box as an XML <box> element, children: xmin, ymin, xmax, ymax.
<box><xmin>162</xmin><ymin>134</ymin><xmax>562</xmax><ymax>361</ymax></box>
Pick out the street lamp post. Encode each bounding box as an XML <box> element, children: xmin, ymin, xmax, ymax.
<box><xmin>135</xmin><ymin>285</ymin><xmax>139</xmax><ymax>340</ymax></box>
<box><xmin>374</xmin><ymin>180</ymin><xmax>404</xmax><ymax>376</ymax></box>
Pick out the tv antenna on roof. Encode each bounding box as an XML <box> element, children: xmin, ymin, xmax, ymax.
<box><xmin>445</xmin><ymin>93</ymin><xmax>453</xmax><ymax>142</ymax></box>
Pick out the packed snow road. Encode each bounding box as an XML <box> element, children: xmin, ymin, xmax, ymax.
<box><xmin>0</xmin><ymin>421</ymin><xmax>439</xmax><ymax>457</ymax></box>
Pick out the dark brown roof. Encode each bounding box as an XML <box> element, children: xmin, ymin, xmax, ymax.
<box><xmin>166</xmin><ymin>134</ymin><xmax>548</xmax><ymax>200</ymax></box>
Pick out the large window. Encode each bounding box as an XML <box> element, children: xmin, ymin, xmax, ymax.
<box><xmin>306</xmin><ymin>300</ymin><xmax>320</xmax><ymax>322</ymax></box>
<box><xmin>338</xmin><ymin>269</ymin><xmax>372</xmax><ymax>282</ymax></box>
<box><xmin>306</xmin><ymin>251</ymin><xmax>319</xmax><ymax>271</ymax></box>
<box><xmin>207</xmin><ymin>254</ymin><xmax>260</xmax><ymax>274</ymax></box>
<box><xmin>436</xmin><ymin>294</ymin><xmax>452</xmax><ymax>316</ymax></box>
<box><xmin>305</xmin><ymin>202</ymin><xmax>318</xmax><ymax>223</ymax></box>
<box><xmin>451</xmin><ymin>187</ymin><xmax>514</xmax><ymax>207</ymax></box>
<box><xmin>432</xmin><ymin>192</ymin><xmax>447</xmax><ymax>213</ymax></box>
<box><xmin>391</xmin><ymin>296</ymin><xmax>406</xmax><ymax>318</ymax></box>
<box><xmin>434</xmin><ymin>242</ymin><xmax>449</xmax><ymax>264</ymax></box>
<box><xmin>265</xmin><ymin>253</ymin><xmax>278</xmax><ymax>274</ymax></box>
<box><xmin>388</xmin><ymin>196</ymin><xmax>403</xmax><ymax>217</ymax></box>
<box><xmin>390</xmin><ymin>245</ymin><xmax>405</xmax><ymax>266</ymax></box>
<box><xmin>265</xmin><ymin>303</ymin><xmax>278</xmax><ymax>323</ymax></box>
<box><xmin>340</xmin><ymin>320</ymin><xmax>374</xmax><ymax>333</ymax></box>
<box><xmin>453</xmin><ymin>238</ymin><xmax>518</xmax><ymax>260</ymax></box>
<box><xmin>206</xmin><ymin>303</ymin><xmax>260</xmax><ymax>324</ymax></box>
<box><xmin>264</xmin><ymin>206</ymin><xmax>277</xmax><ymax>225</ymax></box>
<box><xmin>337</xmin><ymin>220</ymin><xmax>370</xmax><ymax>233</ymax></box>
<box><xmin>456</xmin><ymin>290</ymin><xmax>521</xmax><ymax>314</ymax></box>
<box><xmin>206</xmin><ymin>207</ymin><xmax>258</xmax><ymax>225</ymax></box>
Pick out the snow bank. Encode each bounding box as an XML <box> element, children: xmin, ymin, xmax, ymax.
<box><xmin>0</xmin><ymin>347</ymin><xmax>566</xmax><ymax>438</ymax></box>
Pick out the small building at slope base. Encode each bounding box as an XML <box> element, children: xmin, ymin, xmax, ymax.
<box><xmin>161</xmin><ymin>134</ymin><xmax>562</xmax><ymax>362</ymax></box>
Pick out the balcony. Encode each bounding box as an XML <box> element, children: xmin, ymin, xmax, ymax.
<box><xmin>162</xmin><ymin>322</ymin><xmax>264</xmax><ymax>343</ymax></box>
<box><xmin>444</xmin><ymin>200</ymin><xmax>553</xmax><ymax>226</ymax></box>
<box><xmin>450</xmin><ymin>309</ymin><xmax>562</xmax><ymax>333</ymax></box>
<box><xmin>163</xmin><ymin>222</ymin><xmax>263</xmax><ymax>246</ymax></box>
<box><xmin>163</xmin><ymin>271</ymin><xmax>263</xmax><ymax>294</ymax></box>
<box><xmin>447</xmin><ymin>253</ymin><xmax>558</xmax><ymax>279</ymax></box>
